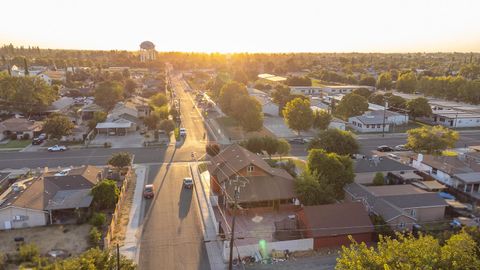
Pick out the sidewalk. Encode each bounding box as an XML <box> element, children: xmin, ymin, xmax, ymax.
<box><xmin>120</xmin><ymin>164</ymin><xmax>146</xmax><ymax>263</ymax></box>
<box><xmin>190</xmin><ymin>163</ymin><xmax>226</xmax><ymax>270</ymax></box>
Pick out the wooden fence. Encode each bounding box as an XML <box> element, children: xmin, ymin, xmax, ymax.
<box><xmin>103</xmin><ymin>169</ymin><xmax>131</xmax><ymax>249</ymax></box>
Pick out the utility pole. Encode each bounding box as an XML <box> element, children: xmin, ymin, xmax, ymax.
<box><xmin>382</xmin><ymin>101</ymin><xmax>388</xmax><ymax>137</ymax></box>
<box><xmin>228</xmin><ymin>185</ymin><xmax>240</xmax><ymax>270</ymax></box>
<box><xmin>116</xmin><ymin>243</ymin><xmax>120</xmax><ymax>270</ymax></box>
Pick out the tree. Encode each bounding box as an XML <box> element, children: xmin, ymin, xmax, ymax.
<box><xmin>234</xmin><ymin>95</ymin><xmax>263</xmax><ymax>132</ymax></box>
<box><xmin>352</xmin><ymin>88</ymin><xmax>372</xmax><ymax>99</ymax></box>
<box><xmin>387</xmin><ymin>95</ymin><xmax>406</xmax><ymax>109</ymax></box>
<box><xmin>312</xmin><ymin>110</ymin><xmax>332</xmax><ymax>130</ymax></box>
<box><xmin>240</xmin><ymin>136</ymin><xmax>265</xmax><ymax>154</ymax></box>
<box><xmin>206</xmin><ymin>72</ymin><xmax>230</xmax><ymax>99</ymax></box>
<box><xmin>149</xmin><ymin>93</ymin><xmax>168</xmax><ymax>107</ymax></box>
<box><xmin>376</xmin><ymin>72</ymin><xmax>392</xmax><ymax>90</ymax></box>
<box><xmin>57</xmin><ymin>248</ymin><xmax>136</xmax><ymax>270</ymax></box>
<box><xmin>368</xmin><ymin>93</ymin><xmax>385</xmax><ymax>105</ymax></box>
<box><xmin>206</xmin><ymin>143</ymin><xmax>220</xmax><ymax>156</ymax></box>
<box><xmin>307</xmin><ymin>149</ymin><xmax>354</xmax><ymax>198</ymax></box>
<box><xmin>335</xmin><ymin>93</ymin><xmax>369</xmax><ymax>119</ymax></box>
<box><xmin>283</xmin><ymin>98</ymin><xmax>313</xmax><ymax>135</ymax></box>
<box><xmin>359</xmin><ymin>75</ymin><xmax>376</xmax><ymax>87</ymax></box>
<box><xmin>286</xmin><ymin>76</ymin><xmax>311</xmax><ymax>86</ymax></box>
<box><xmin>108</xmin><ymin>152</ymin><xmax>132</xmax><ymax>169</ymax></box>
<box><xmin>94</xmin><ymin>81</ymin><xmax>124</xmax><ymax>110</ymax></box>
<box><xmin>294</xmin><ymin>171</ymin><xmax>335</xmax><ymax>206</ymax></box>
<box><xmin>91</xmin><ymin>179</ymin><xmax>120</xmax><ymax>209</ymax></box>
<box><xmin>124</xmin><ymin>78</ymin><xmax>137</xmax><ymax>97</ymax></box>
<box><xmin>406</xmin><ymin>125</ymin><xmax>459</xmax><ymax>154</ymax></box>
<box><xmin>277</xmin><ymin>139</ymin><xmax>291</xmax><ymax>159</ymax></box>
<box><xmin>407</xmin><ymin>97</ymin><xmax>432</xmax><ymax>119</ymax></box>
<box><xmin>262</xmin><ymin>136</ymin><xmax>279</xmax><ymax>158</ymax></box>
<box><xmin>372</xmin><ymin>172</ymin><xmax>385</xmax><ymax>186</ymax></box>
<box><xmin>87</xmin><ymin>111</ymin><xmax>107</xmax><ymax>130</ymax></box>
<box><xmin>143</xmin><ymin>114</ymin><xmax>160</xmax><ymax>130</ymax></box>
<box><xmin>336</xmin><ymin>231</ymin><xmax>480</xmax><ymax>270</ymax></box>
<box><xmin>43</xmin><ymin>113</ymin><xmax>74</xmax><ymax>140</ymax></box>
<box><xmin>308</xmin><ymin>129</ymin><xmax>359</xmax><ymax>155</ymax></box>
<box><xmin>396</xmin><ymin>71</ymin><xmax>417</xmax><ymax>93</ymax></box>
<box><xmin>218</xmin><ymin>81</ymin><xmax>248</xmax><ymax>116</ymax></box>
<box><xmin>233</xmin><ymin>69</ymin><xmax>248</xmax><ymax>84</ymax></box>
<box><xmin>159</xmin><ymin>119</ymin><xmax>175</xmax><ymax>134</ymax></box>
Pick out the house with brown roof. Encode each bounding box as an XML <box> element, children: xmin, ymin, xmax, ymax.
<box><xmin>0</xmin><ymin>117</ymin><xmax>43</xmax><ymax>140</ymax></box>
<box><xmin>0</xmin><ymin>166</ymin><xmax>102</xmax><ymax>230</ymax></box>
<box><xmin>344</xmin><ymin>183</ymin><xmax>448</xmax><ymax>231</ymax></box>
<box><xmin>296</xmin><ymin>202</ymin><xmax>374</xmax><ymax>249</ymax></box>
<box><xmin>208</xmin><ymin>144</ymin><xmax>296</xmax><ymax>209</ymax></box>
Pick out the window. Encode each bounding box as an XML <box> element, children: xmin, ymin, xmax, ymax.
<box><xmin>399</xmin><ymin>222</ymin><xmax>406</xmax><ymax>229</ymax></box>
<box><xmin>247</xmin><ymin>165</ymin><xmax>254</xmax><ymax>173</ymax></box>
<box><xmin>432</xmin><ymin>168</ymin><xmax>438</xmax><ymax>175</ymax></box>
<box><xmin>377</xmin><ymin>124</ymin><xmax>381</xmax><ymax>128</ymax></box>
<box><xmin>410</xmin><ymin>209</ymin><xmax>416</xmax><ymax>217</ymax></box>
<box><xmin>366</xmin><ymin>124</ymin><xmax>370</xmax><ymax>128</ymax></box>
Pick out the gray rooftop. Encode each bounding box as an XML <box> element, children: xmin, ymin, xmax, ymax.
<box><xmin>454</xmin><ymin>172</ymin><xmax>480</xmax><ymax>184</ymax></box>
<box><xmin>45</xmin><ymin>189</ymin><xmax>93</xmax><ymax>210</ymax></box>
<box><xmin>354</xmin><ymin>157</ymin><xmax>415</xmax><ymax>173</ymax></box>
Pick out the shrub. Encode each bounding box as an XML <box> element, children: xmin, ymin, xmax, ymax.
<box><xmin>372</xmin><ymin>172</ymin><xmax>385</xmax><ymax>186</ymax></box>
<box><xmin>22</xmin><ymin>133</ymin><xmax>30</xmax><ymax>140</ymax></box>
<box><xmin>9</xmin><ymin>133</ymin><xmax>17</xmax><ymax>140</ymax></box>
<box><xmin>19</xmin><ymin>243</ymin><xmax>39</xmax><ymax>262</ymax></box>
<box><xmin>89</xmin><ymin>227</ymin><xmax>102</xmax><ymax>246</ymax></box>
<box><xmin>89</xmin><ymin>212</ymin><xmax>106</xmax><ymax>228</ymax></box>
<box><xmin>103</xmin><ymin>142</ymin><xmax>111</xmax><ymax>148</ymax></box>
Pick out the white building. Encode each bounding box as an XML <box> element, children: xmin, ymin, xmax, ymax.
<box><xmin>290</xmin><ymin>85</ymin><xmax>375</xmax><ymax>96</ymax></box>
<box><xmin>431</xmin><ymin>109</ymin><xmax>480</xmax><ymax>128</ymax></box>
<box><xmin>349</xmin><ymin>114</ymin><xmax>390</xmax><ymax>133</ymax></box>
<box><xmin>139</xmin><ymin>41</ymin><xmax>156</xmax><ymax>62</ymax></box>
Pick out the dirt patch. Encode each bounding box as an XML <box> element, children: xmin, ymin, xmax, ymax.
<box><xmin>112</xmin><ymin>170</ymin><xmax>137</xmax><ymax>245</ymax></box>
<box><xmin>0</xmin><ymin>224</ymin><xmax>91</xmax><ymax>256</ymax></box>
<box><xmin>215</xmin><ymin>116</ymin><xmax>275</xmax><ymax>141</ymax></box>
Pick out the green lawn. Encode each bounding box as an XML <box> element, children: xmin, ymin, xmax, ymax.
<box><xmin>0</xmin><ymin>140</ymin><xmax>31</xmax><ymax>149</ymax></box>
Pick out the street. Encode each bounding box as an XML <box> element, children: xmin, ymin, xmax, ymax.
<box><xmin>138</xmin><ymin>73</ymin><xmax>210</xmax><ymax>270</ymax></box>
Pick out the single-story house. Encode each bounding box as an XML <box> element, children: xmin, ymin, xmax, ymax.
<box><xmin>345</xmin><ymin>183</ymin><xmax>448</xmax><ymax>231</ymax></box>
<box><xmin>296</xmin><ymin>202</ymin><xmax>374</xmax><ymax>249</ymax></box>
<box><xmin>96</xmin><ymin>121</ymin><xmax>135</xmax><ymax>136</ymax></box>
<box><xmin>0</xmin><ymin>117</ymin><xmax>43</xmax><ymax>140</ymax></box>
<box><xmin>290</xmin><ymin>85</ymin><xmax>375</xmax><ymax>95</ymax></box>
<box><xmin>79</xmin><ymin>103</ymin><xmax>104</xmax><ymax>121</ymax></box>
<box><xmin>0</xmin><ymin>166</ymin><xmax>102</xmax><ymax>230</ymax></box>
<box><xmin>354</xmin><ymin>157</ymin><xmax>416</xmax><ymax>185</ymax></box>
<box><xmin>431</xmin><ymin>109</ymin><xmax>480</xmax><ymax>128</ymax></box>
<box><xmin>208</xmin><ymin>144</ymin><xmax>296</xmax><ymax>210</ymax></box>
<box><xmin>348</xmin><ymin>110</ymin><xmax>408</xmax><ymax>133</ymax></box>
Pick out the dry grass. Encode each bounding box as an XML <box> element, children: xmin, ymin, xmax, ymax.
<box><xmin>0</xmin><ymin>224</ymin><xmax>91</xmax><ymax>256</ymax></box>
<box><xmin>111</xmin><ymin>170</ymin><xmax>137</xmax><ymax>245</ymax></box>
<box><xmin>216</xmin><ymin>116</ymin><xmax>275</xmax><ymax>141</ymax></box>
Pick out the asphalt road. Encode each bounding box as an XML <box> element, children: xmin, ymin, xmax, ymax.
<box><xmin>138</xmin><ymin>74</ymin><xmax>210</xmax><ymax>270</ymax></box>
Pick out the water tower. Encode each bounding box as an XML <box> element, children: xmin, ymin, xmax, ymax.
<box><xmin>139</xmin><ymin>41</ymin><xmax>156</xmax><ymax>62</ymax></box>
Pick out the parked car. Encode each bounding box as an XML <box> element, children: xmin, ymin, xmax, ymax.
<box><xmin>183</xmin><ymin>178</ymin><xmax>193</xmax><ymax>189</ymax></box>
<box><xmin>38</xmin><ymin>133</ymin><xmax>47</xmax><ymax>140</ymax></box>
<box><xmin>48</xmin><ymin>145</ymin><xmax>67</xmax><ymax>152</ymax></box>
<box><xmin>288</xmin><ymin>138</ymin><xmax>308</xmax><ymax>144</ymax></box>
<box><xmin>376</xmin><ymin>145</ymin><xmax>394</xmax><ymax>152</ymax></box>
<box><xmin>180</xmin><ymin>128</ymin><xmax>187</xmax><ymax>137</ymax></box>
<box><xmin>394</xmin><ymin>144</ymin><xmax>409</xmax><ymax>151</ymax></box>
<box><xmin>143</xmin><ymin>184</ymin><xmax>154</xmax><ymax>199</ymax></box>
<box><xmin>32</xmin><ymin>138</ymin><xmax>44</xmax><ymax>145</ymax></box>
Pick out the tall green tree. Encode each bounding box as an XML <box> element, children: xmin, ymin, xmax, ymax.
<box><xmin>124</xmin><ymin>78</ymin><xmax>137</xmax><ymax>97</ymax></box>
<box><xmin>376</xmin><ymin>72</ymin><xmax>392</xmax><ymax>90</ymax></box>
<box><xmin>308</xmin><ymin>129</ymin><xmax>359</xmax><ymax>155</ymax></box>
<box><xmin>149</xmin><ymin>93</ymin><xmax>168</xmax><ymax>107</ymax></box>
<box><xmin>108</xmin><ymin>152</ymin><xmax>132</xmax><ymax>169</ymax></box>
<box><xmin>91</xmin><ymin>180</ymin><xmax>120</xmax><ymax>209</ymax></box>
<box><xmin>294</xmin><ymin>171</ymin><xmax>335</xmax><ymax>206</ymax></box>
<box><xmin>159</xmin><ymin>119</ymin><xmax>176</xmax><ymax>134</ymax></box>
<box><xmin>94</xmin><ymin>81</ymin><xmax>124</xmax><ymax>110</ymax></box>
<box><xmin>233</xmin><ymin>95</ymin><xmax>263</xmax><ymax>132</ymax></box>
<box><xmin>387</xmin><ymin>95</ymin><xmax>407</xmax><ymax>109</ymax></box>
<box><xmin>218</xmin><ymin>81</ymin><xmax>248</xmax><ymax>116</ymax></box>
<box><xmin>406</xmin><ymin>125</ymin><xmax>459</xmax><ymax>154</ymax></box>
<box><xmin>307</xmin><ymin>149</ymin><xmax>354</xmax><ymax>198</ymax></box>
<box><xmin>352</xmin><ymin>88</ymin><xmax>372</xmax><ymax>99</ymax></box>
<box><xmin>43</xmin><ymin>113</ymin><xmax>75</xmax><ymax>140</ymax></box>
<box><xmin>359</xmin><ymin>75</ymin><xmax>376</xmax><ymax>87</ymax></box>
<box><xmin>312</xmin><ymin>110</ymin><xmax>332</xmax><ymax>130</ymax></box>
<box><xmin>87</xmin><ymin>111</ymin><xmax>107</xmax><ymax>130</ymax></box>
<box><xmin>396</xmin><ymin>71</ymin><xmax>417</xmax><ymax>93</ymax></box>
<box><xmin>407</xmin><ymin>97</ymin><xmax>432</xmax><ymax>119</ymax></box>
<box><xmin>277</xmin><ymin>139</ymin><xmax>291</xmax><ymax>159</ymax></box>
<box><xmin>335</xmin><ymin>93</ymin><xmax>369</xmax><ymax>119</ymax></box>
<box><xmin>283</xmin><ymin>98</ymin><xmax>313</xmax><ymax>135</ymax></box>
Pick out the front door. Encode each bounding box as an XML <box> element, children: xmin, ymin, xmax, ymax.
<box><xmin>4</xmin><ymin>221</ymin><xmax>12</xmax><ymax>230</ymax></box>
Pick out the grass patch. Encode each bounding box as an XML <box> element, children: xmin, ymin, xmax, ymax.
<box><xmin>310</xmin><ymin>78</ymin><xmax>325</xmax><ymax>87</ymax></box>
<box><xmin>442</xmin><ymin>150</ymin><xmax>458</xmax><ymax>157</ymax></box>
<box><xmin>0</xmin><ymin>140</ymin><xmax>31</xmax><ymax>149</ymax></box>
<box><xmin>216</xmin><ymin>116</ymin><xmax>239</xmax><ymax>127</ymax></box>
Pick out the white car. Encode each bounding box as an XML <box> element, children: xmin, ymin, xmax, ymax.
<box><xmin>48</xmin><ymin>145</ymin><xmax>67</xmax><ymax>152</ymax></box>
<box><xmin>179</xmin><ymin>128</ymin><xmax>187</xmax><ymax>137</ymax></box>
<box><xmin>183</xmin><ymin>178</ymin><xmax>193</xmax><ymax>189</ymax></box>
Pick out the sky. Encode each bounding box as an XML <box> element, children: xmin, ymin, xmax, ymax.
<box><xmin>2</xmin><ymin>0</ymin><xmax>480</xmax><ymax>53</ymax></box>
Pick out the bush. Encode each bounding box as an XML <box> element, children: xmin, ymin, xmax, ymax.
<box><xmin>89</xmin><ymin>227</ymin><xmax>102</xmax><ymax>246</ymax></box>
<box><xmin>372</xmin><ymin>172</ymin><xmax>385</xmax><ymax>186</ymax></box>
<box><xmin>9</xmin><ymin>133</ymin><xmax>17</xmax><ymax>140</ymax></box>
<box><xmin>89</xmin><ymin>212</ymin><xmax>106</xmax><ymax>228</ymax></box>
<box><xmin>19</xmin><ymin>243</ymin><xmax>39</xmax><ymax>262</ymax></box>
<box><xmin>0</xmin><ymin>252</ymin><xmax>5</xmax><ymax>268</ymax></box>
<box><xmin>22</xmin><ymin>133</ymin><xmax>30</xmax><ymax>140</ymax></box>
<box><xmin>103</xmin><ymin>142</ymin><xmax>111</xmax><ymax>148</ymax></box>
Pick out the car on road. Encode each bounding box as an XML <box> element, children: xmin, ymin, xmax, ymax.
<box><xmin>394</xmin><ymin>144</ymin><xmax>409</xmax><ymax>151</ymax></box>
<box><xmin>288</xmin><ymin>138</ymin><xmax>308</xmax><ymax>144</ymax></box>
<box><xmin>32</xmin><ymin>138</ymin><xmax>44</xmax><ymax>145</ymax></box>
<box><xmin>183</xmin><ymin>178</ymin><xmax>193</xmax><ymax>189</ymax></box>
<box><xmin>143</xmin><ymin>184</ymin><xmax>154</xmax><ymax>199</ymax></box>
<box><xmin>180</xmin><ymin>128</ymin><xmax>187</xmax><ymax>137</ymax></box>
<box><xmin>376</xmin><ymin>145</ymin><xmax>394</xmax><ymax>152</ymax></box>
<box><xmin>47</xmin><ymin>145</ymin><xmax>67</xmax><ymax>152</ymax></box>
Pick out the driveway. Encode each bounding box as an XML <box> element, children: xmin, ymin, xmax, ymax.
<box><xmin>90</xmin><ymin>133</ymin><xmax>145</xmax><ymax>148</ymax></box>
<box><xmin>263</xmin><ymin>117</ymin><xmax>315</xmax><ymax>138</ymax></box>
